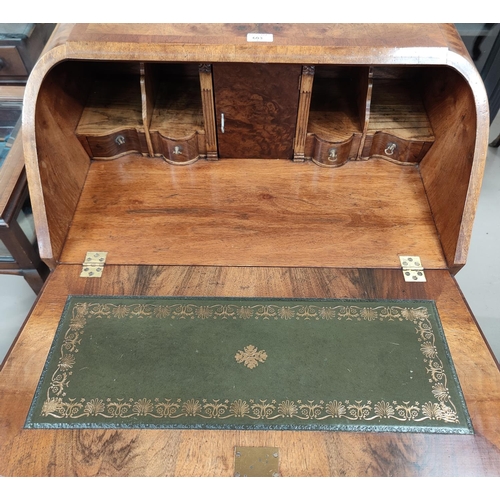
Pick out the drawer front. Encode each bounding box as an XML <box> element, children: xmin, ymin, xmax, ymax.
<box><xmin>311</xmin><ymin>135</ymin><xmax>355</xmax><ymax>167</ymax></box>
<box><xmin>0</xmin><ymin>47</ymin><xmax>28</xmax><ymax>77</ymax></box>
<box><xmin>82</xmin><ymin>130</ymin><xmax>146</xmax><ymax>159</ymax></box>
<box><xmin>152</xmin><ymin>132</ymin><xmax>201</xmax><ymax>165</ymax></box>
<box><xmin>362</xmin><ymin>132</ymin><xmax>432</xmax><ymax>164</ymax></box>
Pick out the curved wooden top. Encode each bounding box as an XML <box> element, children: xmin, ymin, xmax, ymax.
<box><xmin>22</xmin><ymin>24</ymin><xmax>489</xmax><ymax>268</ymax></box>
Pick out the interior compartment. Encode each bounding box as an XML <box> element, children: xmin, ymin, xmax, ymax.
<box><xmin>147</xmin><ymin>63</ymin><xmax>206</xmax><ymax>164</ymax></box>
<box><xmin>305</xmin><ymin>66</ymin><xmax>365</xmax><ymax>166</ymax></box>
<box><xmin>31</xmin><ymin>61</ymin><xmax>478</xmax><ymax>272</ymax></box>
<box><xmin>75</xmin><ymin>62</ymin><xmax>147</xmax><ymax>159</ymax></box>
<box><xmin>361</xmin><ymin>67</ymin><xmax>435</xmax><ymax>163</ymax></box>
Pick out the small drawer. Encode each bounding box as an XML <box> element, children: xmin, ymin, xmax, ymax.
<box><xmin>78</xmin><ymin>129</ymin><xmax>147</xmax><ymax>159</ymax></box>
<box><xmin>306</xmin><ymin>134</ymin><xmax>361</xmax><ymax>167</ymax></box>
<box><xmin>362</xmin><ymin>132</ymin><xmax>433</xmax><ymax>165</ymax></box>
<box><xmin>151</xmin><ymin>132</ymin><xmax>201</xmax><ymax>165</ymax></box>
<box><xmin>0</xmin><ymin>47</ymin><xmax>28</xmax><ymax>77</ymax></box>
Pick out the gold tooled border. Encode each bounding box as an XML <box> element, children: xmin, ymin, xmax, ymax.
<box><xmin>37</xmin><ymin>300</ymin><xmax>462</xmax><ymax>425</ymax></box>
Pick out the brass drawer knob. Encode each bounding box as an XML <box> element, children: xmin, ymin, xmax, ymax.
<box><xmin>173</xmin><ymin>146</ymin><xmax>183</xmax><ymax>155</ymax></box>
<box><xmin>115</xmin><ymin>135</ymin><xmax>126</xmax><ymax>146</ymax></box>
<box><xmin>384</xmin><ymin>142</ymin><xmax>397</xmax><ymax>155</ymax></box>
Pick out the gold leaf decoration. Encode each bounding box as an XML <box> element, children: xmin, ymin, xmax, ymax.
<box><xmin>235</xmin><ymin>345</ymin><xmax>268</xmax><ymax>369</ymax></box>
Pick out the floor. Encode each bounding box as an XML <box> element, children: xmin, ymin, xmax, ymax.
<box><xmin>1</xmin><ymin>114</ymin><xmax>500</xmax><ymax>367</ymax></box>
<box><xmin>455</xmin><ymin>113</ymin><xmax>500</xmax><ymax>363</ymax></box>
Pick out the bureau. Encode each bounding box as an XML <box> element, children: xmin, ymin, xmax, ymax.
<box><xmin>0</xmin><ymin>23</ymin><xmax>499</xmax><ymax>476</ymax></box>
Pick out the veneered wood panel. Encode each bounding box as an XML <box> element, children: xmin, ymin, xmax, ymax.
<box><xmin>58</xmin><ymin>157</ymin><xmax>446</xmax><ymax>269</ymax></box>
<box><xmin>0</xmin><ymin>266</ymin><xmax>499</xmax><ymax>476</ymax></box>
<box><xmin>213</xmin><ymin>63</ymin><xmax>301</xmax><ymax>159</ymax></box>
<box><xmin>67</xmin><ymin>24</ymin><xmax>449</xmax><ymax>50</ymax></box>
<box><xmin>420</xmin><ymin>67</ymin><xmax>480</xmax><ymax>271</ymax></box>
<box><xmin>30</xmin><ymin>62</ymin><xmax>92</xmax><ymax>267</ymax></box>
<box><xmin>23</xmin><ymin>24</ymin><xmax>488</xmax><ymax>267</ymax></box>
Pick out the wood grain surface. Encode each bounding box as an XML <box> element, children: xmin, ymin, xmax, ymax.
<box><xmin>213</xmin><ymin>63</ymin><xmax>301</xmax><ymax>159</ymax></box>
<box><xmin>362</xmin><ymin>132</ymin><xmax>433</xmax><ymax>165</ymax></box>
<box><xmin>76</xmin><ymin>75</ymin><xmax>143</xmax><ymax>136</ymax></box>
<box><xmin>307</xmin><ymin>134</ymin><xmax>359</xmax><ymax>167</ymax></box>
<box><xmin>22</xmin><ymin>24</ymin><xmax>489</xmax><ymax>271</ymax></box>
<box><xmin>58</xmin><ymin>157</ymin><xmax>446</xmax><ymax>269</ymax></box>
<box><xmin>199</xmin><ymin>64</ymin><xmax>218</xmax><ymax>160</ymax></box>
<box><xmin>293</xmin><ymin>65</ymin><xmax>315</xmax><ymax>161</ymax></box>
<box><xmin>420</xmin><ymin>67</ymin><xmax>486</xmax><ymax>272</ymax></box>
<box><xmin>0</xmin><ymin>85</ymin><xmax>24</xmax><ymax>102</ymax></box>
<box><xmin>307</xmin><ymin>71</ymin><xmax>363</xmax><ymax>143</ymax></box>
<box><xmin>140</xmin><ymin>63</ymin><xmax>154</xmax><ymax>157</ymax></box>
<box><xmin>26</xmin><ymin>62</ymin><xmax>91</xmax><ymax>268</ymax></box>
<box><xmin>367</xmin><ymin>79</ymin><xmax>435</xmax><ymax>142</ymax></box>
<box><xmin>0</xmin><ymin>265</ymin><xmax>499</xmax><ymax>476</ymax></box>
<box><xmin>66</xmin><ymin>24</ymin><xmax>450</xmax><ymax>51</ymax></box>
<box><xmin>11</xmin><ymin>22</ymin><xmax>496</xmax><ymax>478</ymax></box>
<box><xmin>149</xmin><ymin>75</ymin><xmax>204</xmax><ymax>139</ymax></box>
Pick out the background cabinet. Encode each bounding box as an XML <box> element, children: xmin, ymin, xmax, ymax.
<box><xmin>0</xmin><ymin>23</ymin><xmax>54</xmax><ymax>293</ymax></box>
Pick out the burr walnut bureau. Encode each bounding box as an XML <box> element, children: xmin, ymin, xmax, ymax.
<box><xmin>1</xmin><ymin>23</ymin><xmax>499</xmax><ymax>476</ymax></box>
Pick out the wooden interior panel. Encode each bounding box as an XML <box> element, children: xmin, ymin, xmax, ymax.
<box><xmin>420</xmin><ymin>67</ymin><xmax>479</xmax><ymax>271</ymax></box>
<box><xmin>0</xmin><ymin>265</ymin><xmax>499</xmax><ymax>476</ymax></box>
<box><xmin>58</xmin><ymin>156</ymin><xmax>446</xmax><ymax>269</ymax></box>
<box><xmin>33</xmin><ymin>62</ymin><xmax>92</xmax><ymax>266</ymax></box>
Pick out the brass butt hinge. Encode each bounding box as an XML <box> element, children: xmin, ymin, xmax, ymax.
<box><xmin>80</xmin><ymin>252</ymin><xmax>108</xmax><ymax>278</ymax></box>
<box><xmin>399</xmin><ymin>255</ymin><xmax>426</xmax><ymax>282</ymax></box>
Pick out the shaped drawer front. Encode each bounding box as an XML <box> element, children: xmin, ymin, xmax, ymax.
<box><xmin>362</xmin><ymin>132</ymin><xmax>433</xmax><ymax>165</ymax></box>
<box><xmin>307</xmin><ymin>134</ymin><xmax>361</xmax><ymax>167</ymax></box>
<box><xmin>151</xmin><ymin>132</ymin><xmax>202</xmax><ymax>165</ymax></box>
<box><xmin>80</xmin><ymin>129</ymin><xmax>148</xmax><ymax>159</ymax></box>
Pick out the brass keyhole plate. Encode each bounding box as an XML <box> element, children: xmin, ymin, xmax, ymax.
<box><xmin>234</xmin><ymin>446</ymin><xmax>280</xmax><ymax>477</ymax></box>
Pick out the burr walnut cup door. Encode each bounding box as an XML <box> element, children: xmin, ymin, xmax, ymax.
<box><xmin>213</xmin><ymin>63</ymin><xmax>301</xmax><ymax>159</ymax></box>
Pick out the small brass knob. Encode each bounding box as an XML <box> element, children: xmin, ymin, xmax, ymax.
<box><xmin>173</xmin><ymin>146</ymin><xmax>182</xmax><ymax>155</ymax></box>
<box><xmin>115</xmin><ymin>135</ymin><xmax>126</xmax><ymax>146</ymax></box>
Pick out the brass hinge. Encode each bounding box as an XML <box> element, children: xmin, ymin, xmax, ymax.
<box><xmin>80</xmin><ymin>252</ymin><xmax>107</xmax><ymax>278</ymax></box>
<box><xmin>399</xmin><ymin>255</ymin><xmax>426</xmax><ymax>282</ymax></box>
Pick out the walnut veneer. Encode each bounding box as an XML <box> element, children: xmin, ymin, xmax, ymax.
<box><xmin>0</xmin><ymin>23</ymin><xmax>496</xmax><ymax>476</ymax></box>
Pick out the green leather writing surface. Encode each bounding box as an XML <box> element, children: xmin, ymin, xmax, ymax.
<box><xmin>25</xmin><ymin>296</ymin><xmax>472</xmax><ymax>433</ymax></box>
